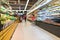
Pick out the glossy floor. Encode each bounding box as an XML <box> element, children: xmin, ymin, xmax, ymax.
<box><xmin>11</xmin><ymin>21</ymin><xmax>60</xmax><ymax>40</ymax></box>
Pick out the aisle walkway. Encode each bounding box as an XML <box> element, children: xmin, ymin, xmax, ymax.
<box><xmin>11</xmin><ymin>21</ymin><xmax>60</xmax><ymax>40</ymax></box>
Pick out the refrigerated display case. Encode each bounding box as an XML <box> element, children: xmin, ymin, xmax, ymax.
<box><xmin>35</xmin><ymin>0</ymin><xmax>60</xmax><ymax>37</ymax></box>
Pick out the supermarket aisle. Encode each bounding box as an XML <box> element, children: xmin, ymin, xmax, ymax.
<box><xmin>11</xmin><ymin>21</ymin><xmax>60</xmax><ymax>40</ymax></box>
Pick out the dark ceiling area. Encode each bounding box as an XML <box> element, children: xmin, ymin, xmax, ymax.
<box><xmin>9</xmin><ymin>0</ymin><xmax>37</xmax><ymax>10</ymax></box>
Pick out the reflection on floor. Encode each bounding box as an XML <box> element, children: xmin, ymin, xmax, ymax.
<box><xmin>11</xmin><ymin>21</ymin><xmax>60</xmax><ymax>40</ymax></box>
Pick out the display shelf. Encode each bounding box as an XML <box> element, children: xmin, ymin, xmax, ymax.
<box><xmin>0</xmin><ymin>1</ymin><xmax>17</xmax><ymax>32</ymax></box>
<box><xmin>1</xmin><ymin>0</ymin><xmax>9</xmax><ymax>5</ymax></box>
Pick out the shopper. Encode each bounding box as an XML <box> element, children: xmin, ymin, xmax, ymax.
<box><xmin>31</xmin><ymin>14</ymin><xmax>36</xmax><ymax>23</ymax></box>
<box><xmin>23</xmin><ymin>13</ymin><xmax>26</xmax><ymax>22</ymax></box>
<box><xmin>18</xmin><ymin>13</ymin><xmax>23</xmax><ymax>22</ymax></box>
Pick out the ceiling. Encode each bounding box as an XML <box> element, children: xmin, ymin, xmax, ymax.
<box><xmin>9</xmin><ymin>0</ymin><xmax>38</xmax><ymax>10</ymax></box>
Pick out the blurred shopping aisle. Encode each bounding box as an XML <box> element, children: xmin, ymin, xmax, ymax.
<box><xmin>11</xmin><ymin>21</ymin><xmax>60</xmax><ymax>40</ymax></box>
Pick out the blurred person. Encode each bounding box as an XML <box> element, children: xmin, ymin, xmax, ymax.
<box><xmin>18</xmin><ymin>13</ymin><xmax>23</xmax><ymax>22</ymax></box>
<box><xmin>23</xmin><ymin>13</ymin><xmax>26</xmax><ymax>22</ymax></box>
<box><xmin>31</xmin><ymin>14</ymin><xmax>36</xmax><ymax>23</ymax></box>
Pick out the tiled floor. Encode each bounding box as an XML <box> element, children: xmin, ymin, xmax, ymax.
<box><xmin>11</xmin><ymin>21</ymin><xmax>60</xmax><ymax>40</ymax></box>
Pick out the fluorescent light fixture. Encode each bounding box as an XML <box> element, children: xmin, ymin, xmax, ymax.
<box><xmin>27</xmin><ymin>0</ymin><xmax>52</xmax><ymax>15</ymax></box>
<box><xmin>24</xmin><ymin>0</ymin><xmax>29</xmax><ymax>10</ymax></box>
<box><xmin>30</xmin><ymin>0</ymin><xmax>42</xmax><ymax>10</ymax></box>
<box><xmin>18</xmin><ymin>0</ymin><xmax>20</xmax><ymax>4</ymax></box>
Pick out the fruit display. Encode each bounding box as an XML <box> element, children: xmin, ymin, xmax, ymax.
<box><xmin>0</xmin><ymin>5</ymin><xmax>8</xmax><ymax>13</ymax></box>
<box><xmin>0</xmin><ymin>0</ymin><xmax>18</xmax><ymax>32</ymax></box>
<box><xmin>0</xmin><ymin>0</ymin><xmax>17</xmax><ymax>30</ymax></box>
<box><xmin>0</xmin><ymin>14</ymin><xmax>17</xmax><ymax>24</ymax></box>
